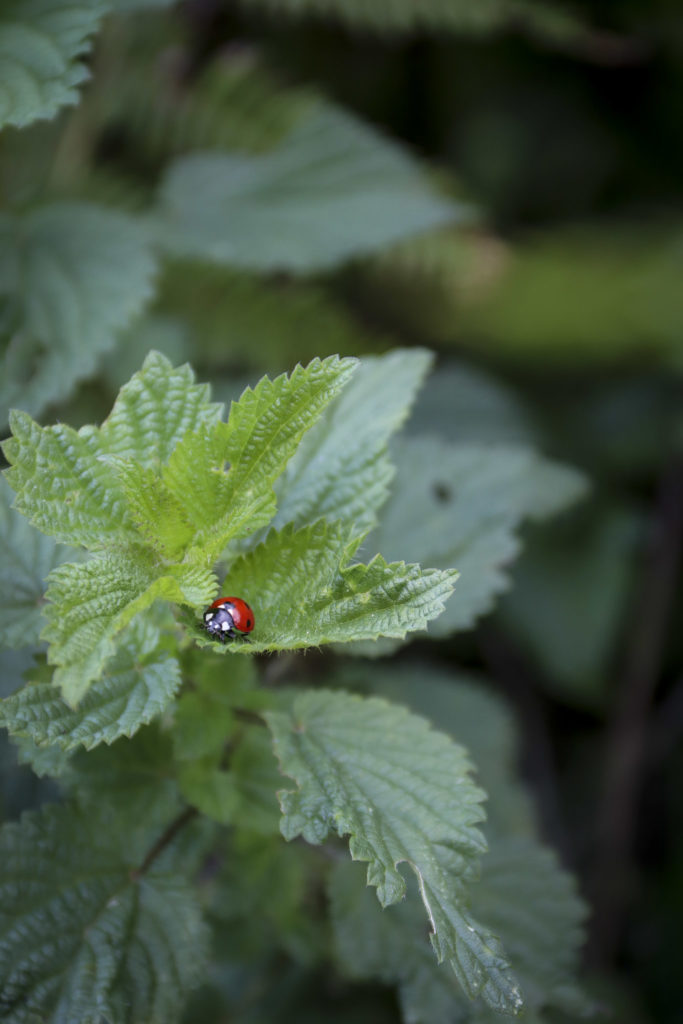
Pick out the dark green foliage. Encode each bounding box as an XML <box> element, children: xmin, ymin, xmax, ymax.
<box><xmin>0</xmin><ymin>0</ymin><xmax>679</xmax><ymax>1021</ymax></box>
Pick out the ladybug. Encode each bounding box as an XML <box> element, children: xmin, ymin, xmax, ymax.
<box><xmin>202</xmin><ymin>596</ymin><xmax>255</xmax><ymax>643</ymax></box>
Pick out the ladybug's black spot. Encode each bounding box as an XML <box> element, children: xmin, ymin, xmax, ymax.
<box><xmin>246</xmin><ymin>618</ymin><xmax>252</xmax><ymax>628</ymax></box>
<box><xmin>432</xmin><ymin>482</ymin><xmax>452</xmax><ymax>503</ymax></box>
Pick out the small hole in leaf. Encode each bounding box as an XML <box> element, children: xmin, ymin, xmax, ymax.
<box><xmin>432</xmin><ymin>482</ymin><xmax>452</xmax><ymax>503</ymax></box>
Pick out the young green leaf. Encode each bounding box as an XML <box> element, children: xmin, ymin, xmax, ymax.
<box><xmin>188</xmin><ymin>520</ymin><xmax>457</xmax><ymax>652</ymax></box>
<box><xmin>0</xmin><ymin>477</ymin><xmax>75</xmax><ymax>648</ymax></box>
<box><xmin>158</xmin><ymin>103</ymin><xmax>464</xmax><ymax>272</ymax></box>
<box><xmin>2</xmin><ymin>352</ymin><xmax>222</xmax><ymax>549</ymax></box>
<box><xmin>266</xmin><ymin>689</ymin><xmax>523</xmax><ymax>1014</ymax></box>
<box><xmin>3</xmin><ymin>411</ymin><xmax>135</xmax><ymax>548</ymax></box>
<box><xmin>0</xmin><ymin>801</ymin><xmax>208</xmax><ymax>1024</ymax></box>
<box><xmin>164</xmin><ymin>356</ymin><xmax>357</xmax><ymax>560</ymax></box>
<box><xmin>108</xmin><ymin>457</ymin><xmax>196</xmax><ymax>559</ymax></box>
<box><xmin>366</xmin><ymin>437</ymin><xmax>587</xmax><ymax>638</ymax></box>
<box><xmin>0</xmin><ymin>202</ymin><xmax>156</xmax><ymax>421</ymax></box>
<box><xmin>44</xmin><ymin>555</ymin><xmax>215</xmax><ymax>705</ymax></box>
<box><xmin>99</xmin><ymin>350</ymin><xmax>223</xmax><ymax>466</ymax></box>
<box><xmin>0</xmin><ymin>0</ymin><xmax>105</xmax><ymax>131</ymax></box>
<box><xmin>0</xmin><ymin>620</ymin><xmax>181</xmax><ymax>751</ymax></box>
<box><xmin>268</xmin><ymin>349</ymin><xmax>433</xmax><ymax>536</ymax></box>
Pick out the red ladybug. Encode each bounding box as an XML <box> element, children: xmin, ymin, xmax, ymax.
<box><xmin>202</xmin><ymin>596</ymin><xmax>255</xmax><ymax>642</ymax></box>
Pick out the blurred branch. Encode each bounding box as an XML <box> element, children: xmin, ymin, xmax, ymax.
<box><xmin>587</xmin><ymin>458</ymin><xmax>683</xmax><ymax>967</ymax></box>
<box><xmin>650</xmin><ymin>673</ymin><xmax>683</xmax><ymax>765</ymax></box>
<box><xmin>539</xmin><ymin>29</ymin><xmax>653</xmax><ymax>67</ymax></box>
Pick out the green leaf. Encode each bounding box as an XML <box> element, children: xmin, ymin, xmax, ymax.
<box><xmin>99</xmin><ymin>350</ymin><xmax>223</xmax><ymax>467</ymax></box>
<box><xmin>365</xmin><ymin>437</ymin><xmax>587</xmax><ymax>638</ymax></box>
<box><xmin>3</xmin><ymin>352</ymin><xmax>222</xmax><ymax>549</ymax></box>
<box><xmin>409</xmin><ymin>361</ymin><xmax>539</xmax><ymax>446</ymax></box>
<box><xmin>269</xmin><ymin>349</ymin><xmax>432</xmax><ymax>536</ymax></box>
<box><xmin>172</xmin><ymin>657</ymin><xmax>262</xmax><ymax>823</ymax></box>
<box><xmin>341</xmin><ymin>663</ymin><xmax>535</xmax><ymax>838</ymax></box>
<box><xmin>173</xmin><ymin>691</ymin><xmax>234</xmax><ymax>763</ymax></box>
<box><xmin>498</xmin><ymin>504</ymin><xmax>640</xmax><ymax>709</ymax></box>
<box><xmin>213</xmin><ymin>829</ymin><xmax>324</xmax><ymax>965</ymax></box>
<box><xmin>0</xmin><ymin>801</ymin><xmax>208</xmax><ymax>1023</ymax></box>
<box><xmin>0</xmin><ymin>620</ymin><xmax>181</xmax><ymax>751</ymax></box>
<box><xmin>178</xmin><ymin>760</ymin><xmax>239</xmax><ymax>823</ymax></box>
<box><xmin>158</xmin><ymin>103</ymin><xmax>463</xmax><ymax>272</ymax></box>
<box><xmin>3</xmin><ymin>410</ymin><xmax>136</xmax><ymax>548</ymax></box>
<box><xmin>66</xmin><ymin>725</ymin><xmax>181</xmax><ymax>831</ymax></box>
<box><xmin>97</xmin><ymin>53</ymin><xmax>314</xmax><ymax>163</ymax></box>
<box><xmin>330</xmin><ymin>835</ymin><xmax>589</xmax><ymax>1023</ymax></box>
<box><xmin>12</xmin><ymin>733</ymin><xmax>71</xmax><ymax>778</ymax></box>
<box><xmin>0</xmin><ymin>0</ymin><xmax>104</xmax><ymax>131</ymax></box>
<box><xmin>108</xmin><ymin>457</ymin><xmax>196</xmax><ymax>560</ymax></box>
<box><xmin>188</xmin><ymin>520</ymin><xmax>457</xmax><ymax>652</ymax></box>
<box><xmin>230</xmin><ymin>727</ymin><xmax>283</xmax><ymax>835</ymax></box>
<box><xmin>164</xmin><ymin>356</ymin><xmax>357</xmax><ymax>560</ymax></box>
<box><xmin>467</xmin><ymin>837</ymin><xmax>589</xmax><ymax>1018</ymax></box>
<box><xmin>44</xmin><ymin>555</ymin><xmax>215</xmax><ymax>705</ymax></box>
<box><xmin>266</xmin><ymin>689</ymin><xmax>523</xmax><ymax>1014</ymax></box>
<box><xmin>0</xmin><ymin>477</ymin><xmax>75</xmax><ymax>648</ymax></box>
<box><xmin>157</xmin><ymin>264</ymin><xmax>384</xmax><ymax>373</ymax></box>
<box><xmin>0</xmin><ymin>202</ymin><xmax>156</xmax><ymax>421</ymax></box>
<box><xmin>330</xmin><ymin>859</ymin><xmax>470</xmax><ymax>1024</ymax></box>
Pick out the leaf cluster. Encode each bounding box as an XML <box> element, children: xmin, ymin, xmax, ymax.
<box><xmin>0</xmin><ymin>343</ymin><xmax>590</xmax><ymax>1023</ymax></box>
<box><xmin>0</xmin><ymin>0</ymin><xmax>601</xmax><ymax>1021</ymax></box>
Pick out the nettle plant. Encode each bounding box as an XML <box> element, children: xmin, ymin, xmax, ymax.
<box><xmin>0</xmin><ymin>1</ymin><xmax>595</xmax><ymax>1020</ymax></box>
<box><xmin>0</xmin><ymin>350</ymin><xmax>591</xmax><ymax>1022</ymax></box>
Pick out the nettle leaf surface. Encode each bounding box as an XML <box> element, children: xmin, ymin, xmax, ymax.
<box><xmin>268</xmin><ymin>348</ymin><xmax>432</xmax><ymax>536</ymax></box>
<box><xmin>0</xmin><ymin>0</ymin><xmax>105</xmax><ymax>131</ymax></box>
<box><xmin>4</xmin><ymin>353</ymin><xmax>376</xmax><ymax>699</ymax></box>
<box><xmin>266</xmin><ymin>689</ymin><xmax>523</xmax><ymax>1014</ymax></box>
<box><xmin>340</xmin><ymin>663</ymin><xmax>535</xmax><ymax>837</ymax></box>
<box><xmin>98</xmin><ymin>350</ymin><xmax>223</xmax><ymax>466</ymax></box>
<box><xmin>43</xmin><ymin>555</ymin><xmax>215</xmax><ymax>705</ymax></box>
<box><xmin>330</xmin><ymin>835</ymin><xmax>589</xmax><ymax>1023</ymax></box>
<box><xmin>158</xmin><ymin>103</ymin><xmax>463</xmax><ymax>272</ymax></box>
<box><xmin>0</xmin><ymin>477</ymin><xmax>75</xmax><ymax>649</ymax></box>
<box><xmin>467</xmin><ymin>837</ymin><xmax>590</xmax><ymax>1018</ymax></box>
<box><xmin>0</xmin><ymin>202</ymin><xmax>156</xmax><ymax>422</ymax></box>
<box><xmin>3</xmin><ymin>410</ymin><xmax>138</xmax><ymax>548</ymax></box>
<box><xmin>164</xmin><ymin>355</ymin><xmax>357</xmax><ymax>561</ymax></box>
<box><xmin>0</xmin><ymin>620</ymin><xmax>181</xmax><ymax>751</ymax></box>
<box><xmin>189</xmin><ymin>520</ymin><xmax>457</xmax><ymax>652</ymax></box>
<box><xmin>367</xmin><ymin>437</ymin><xmax>587</xmax><ymax>638</ymax></box>
<box><xmin>330</xmin><ymin>859</ymin><xmax>470</xmax><ymax>1024</ymax></box>
<box><xmin>0</xmin><ymin>801</ymin><xmax>208</xmax><ymax>1024</ymax></box>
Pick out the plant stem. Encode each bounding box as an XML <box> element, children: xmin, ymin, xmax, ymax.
<box><xmin>131</xmin><ymin>806</ymin><xmax>199</xmax><ymax>881</ymax></box>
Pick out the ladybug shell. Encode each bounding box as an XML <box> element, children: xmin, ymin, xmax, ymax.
<box><xmin>209</xmin><ymin>596</ymin><xmax>255</xmax><ymax>634</ymax></box>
